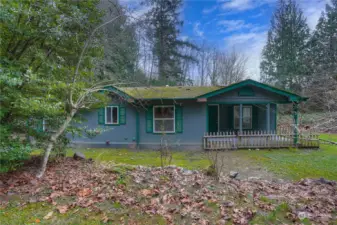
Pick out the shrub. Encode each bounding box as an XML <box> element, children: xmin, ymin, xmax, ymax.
<box><xmin>0</xmin><ymin>139</ymin><xmax>32</xmax><ymax>173</ymax></box>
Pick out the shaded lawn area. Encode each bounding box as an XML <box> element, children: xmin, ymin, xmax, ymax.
<box><xmin>34</xmin><ymin>148</ymin><xmax>210</xmax><ymax>170</ymax></box>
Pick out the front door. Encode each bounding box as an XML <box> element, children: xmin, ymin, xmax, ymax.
<box><xmin>208</xmin><ymin>105</ymin><xmax>219</xmax><ymax>132</ymax></box>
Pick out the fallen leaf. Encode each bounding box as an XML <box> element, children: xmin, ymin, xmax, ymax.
<box><xmin>141</xmin><ymin>189</ymin><xmax>152</xmax><ymax>196</ymax></box>
<box><xmin>77</xmin><ymin>188</ymin><xmax>92</xmax><ymax>197</ymax></box>
<box><xmin>43</xmin><ymin>211</ymin><xmax>53</xmax><ymax>220</ymax></box>
<box><xmin>102</xmin><ymin>214</ymin><xmax>109</xmax><ymax>223</ymax></box>
<box><xmin>57</xmin><ymin>205</ymin><xmax>69</xmax><ymax>214</ymax></box>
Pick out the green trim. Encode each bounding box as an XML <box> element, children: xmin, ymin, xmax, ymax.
<box><xmin>208</xmin><ymin>101</ymin><xmax>290</xmax><ymax>104</ymax></box>
<box><xmin>198</xmin><ymin>79</ymin><xmax>307</xmax><ymax>102</ymax></box>
<box><xmin>119</xmin><ymin>105</ymin><xmax>126</xmax><ymax>125</ymax></box>
<box><xmin>136</xmin><ymin>110</ymin><xmax>140</xmax><ymax>147</ymax></box>
<box><xmin>175</xmin><ymin>105</ymin><xmax>183</xmax><ymax>133</ymax></box>
<box><xmin>98</xmin><ymin>108</ymin><xmax>105</xmax><ymax>125</ymax></box>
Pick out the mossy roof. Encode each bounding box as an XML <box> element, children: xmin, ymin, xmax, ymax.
<box><xmin>113</xmin><ymin>79</ymin><xmax>307</xmax><ymax>102</ymax></box>
<box><xmin>118</xmin><ymin>86</ymin><xmax>222</xmax><ymax>99</ymax></box>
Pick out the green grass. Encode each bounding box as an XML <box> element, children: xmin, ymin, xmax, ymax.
<box><xmin>38</xmin><ymin>148</ymin><xmax>210</xmax><ymax>170</ymax></box>
<box><xmin>250</xmin><ymin>202</ymin><xmax>294</xmax><ymax>224</ymax></box>
<box><xmin>320</xmin><ymin>133</ymin><xmax>337</xmax><ymax>142</ymax></box>
<box><xmin>0</xmin><ymin>202</ymin><xmax>166</xmax><ymax>225</ymax></box>
<box><xmin>236</xmin><ymin>134</ymin><xmax>337</xmax><ymax>180</ymax></box>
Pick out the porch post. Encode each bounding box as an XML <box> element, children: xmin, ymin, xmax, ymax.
<box><xmin>266</xmin><ymin>103</ymin><xmax>270</xmax><ymax>132</ymax></box>
<box><xmin>239</xmin><ymin>104</ymin><xmax>243</xmax><ymax>133</ymax></box>
<box><xmin>293</xmin><ymin>102</ymin><xmax>299</xmax><ymax>145</ymax></box>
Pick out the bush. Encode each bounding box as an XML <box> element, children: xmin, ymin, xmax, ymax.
<box><xmin>0</xmin><ymin>140</ymin><xmax>32</xmax><ymax>173</ymax></box>
<box><xmin>0</xmin><ymin>126</ymin><xmax>32</xmax><ymax>173</ymax></box>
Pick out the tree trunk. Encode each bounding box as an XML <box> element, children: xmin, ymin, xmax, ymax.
<box><xmin>36</xmin><ymin>110</ymin><xmax>76</xmax><ymax>178</ymax></box>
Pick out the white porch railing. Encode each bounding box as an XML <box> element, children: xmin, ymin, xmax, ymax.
<box><xmin>203</xmin><ymin>130</ymin><xmax>319</xmax><ymax>150</ymax></box>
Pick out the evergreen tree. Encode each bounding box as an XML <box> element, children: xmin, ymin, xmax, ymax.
<box><xmin>145</xmin><ymin>0</ymin><xmax>197</xmax><ymax>85</ymax></box>
<box><xmin>97</xmin><ymin>0</ymin><xmax>141</xmax><ymax>83</ymax></box>
<box><xmin>309</xmin><ymin>0</ymin><xmax>337</xmax><ymax>80</ymax></box>
<box><xmin>260</xmin><ymin>0</ymin><xmax>310</xmax><ymax>92</ymax></box>
<box><xmin>304</xmin><ymin>0</ymin><xmax>337</xmax><ymax>111</ymax></box>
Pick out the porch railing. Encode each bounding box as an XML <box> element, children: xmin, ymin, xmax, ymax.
<box><xmin>203</xmin><ymin>129</ymin><xmax>319</xmax><ymax>150</ymax></box>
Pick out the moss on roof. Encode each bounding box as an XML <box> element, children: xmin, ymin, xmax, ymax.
<box><xmin>118</xmin><ymin>86</ymin><xmax>222</xmax><ymax>99</ymax></box>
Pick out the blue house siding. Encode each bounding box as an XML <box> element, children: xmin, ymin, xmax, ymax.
<box><xmin>138</xmin><ymin>101</ymin><xmax>207</xmax><ymax>149</ymax></box>
<box><xmin>70</xmin><ymin>104</ymin><xmax>137</xmax><ymax>148</ymax></box>
<box><xmin>71</xmin><ymin>100</ymin><xmax>207</xmax><ymax>149</ymax></box>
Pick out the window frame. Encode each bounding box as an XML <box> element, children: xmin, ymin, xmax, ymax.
<box><xmin>234</xmin><ymin>105</ymin><xmax>253</xmax><ymax>130</ymax></box>
<box><xmin>153</xmin><ymin>105</ymin><xmax>175</xmax><ymax>133</ymax></box>
<box><xmin>105</xmin><ymin>106</ymin><xmax>119</xmax><ymax>125</ymax></box>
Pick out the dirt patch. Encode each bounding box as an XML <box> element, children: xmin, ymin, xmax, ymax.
<box><xmin>209</xmin><ymin>151</ymin><xmax>279</xmax><ymax>181</ymax></box>
<box><xmin>0</xmin><ymin>158</ymin><xmax>336</xmax><ymax>224</ymax></box>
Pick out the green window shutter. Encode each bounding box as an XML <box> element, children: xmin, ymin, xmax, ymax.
<box><xmin>98</xmin><ymin>107</ymin><xmax>105</xmax><ymax>125</ymax></box>
<box><xmin>119</xmin><ymin>105</ymin><xmax>126</xmax><ymax>125</ymax></box>
<box><xmin>145</xmin><ymin>106</ymin><xmax>153</xmax><ymax>133</ymax></box>
<box><xmin>175</xmin><ymin>105</ymin><xmax>183</xmax><ymax>133</ymax></box>
<box><xmin>228</xmin><ymin>105</ymin><xmax>234</xmax><ymax>130</ymax></box>
<box><xmin>36</xmin><ymin>119</ymin><xmax>44</xmax><ymax>133</ymax></box>
<box><xmin>252</xmin><ymin>105</ymin><xmax>258</xmax><ymax>130</ymax></box>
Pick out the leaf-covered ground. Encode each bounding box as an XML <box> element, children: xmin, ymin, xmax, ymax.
<box><xmin>0</xmin><ymin>158</ymin><xmax>336</xmax><ymax>224</ymax></box>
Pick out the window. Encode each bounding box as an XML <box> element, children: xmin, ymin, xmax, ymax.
<box><xmin>153</xmin><ymin>106</ymin><xmax>175</xmax><ymax>133</ymax></box>
<box><xmin>105</xmin><ymin>106</ymin><xmax>119</xmax><ymax>124</ymax></box>
<box><xmin>234</xmin><ymin>105</ymin><xmax>252</xmax><ymax>129</ymax></box>
<box><xmin>42</xmin><ymin>119</ymin><xmax>49</xmax><ymax>132</ymax></box>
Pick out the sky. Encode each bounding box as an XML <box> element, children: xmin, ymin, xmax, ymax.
<box><xmin>121</xmin><ymin>0</ymin><xmax>331</xmax><ymax>80</ymax></box>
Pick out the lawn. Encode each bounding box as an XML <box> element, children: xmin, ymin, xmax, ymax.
<box><xmin>236</xmin><ymin>144</ymin><xmax>337</xmax><ymax>180</ymax></box>
<box><xmin>234</xmin><ymin>133</ymin><xmax>337</xmax><ymax>180</ymax></box>
<box><xmin>66</xmin><ymin>149</ymin><xmax>210</xmax><ymax>170</ymax></box>
<box><xmin>31</xmin><ymin>133</ymin><xmax>337</xmax><ymax>181</ymax></box>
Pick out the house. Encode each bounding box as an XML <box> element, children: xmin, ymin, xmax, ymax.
<box><xmin>70</xmin><ymin>79</ymin><xmax>319</xmax><ymax>150</ymax></box>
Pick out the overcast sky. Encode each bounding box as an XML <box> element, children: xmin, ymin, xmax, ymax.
<box><xmin>120</xmin><ymin>0</ymin><xmax>331</xmax><ymax>80</ymax></box>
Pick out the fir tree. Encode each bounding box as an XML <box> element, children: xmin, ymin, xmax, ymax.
<box><xmin>145</xmin><ymin>0</ymin><xmax>197</xmax><ymax>84</ymax></box>
<box><xmin>309</xmin><ymin>0</ymin><xmax>337</xmax><ymax>80</ymax></box>
<box><xmin>260</xmin><ymin>0</ymin><xmax>310</xmax><ymax>92</ymax></box>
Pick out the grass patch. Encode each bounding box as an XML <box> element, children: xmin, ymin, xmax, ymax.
<box><xmin>0</xmin><ymin>202</ymin><xmax>167</xmax><ymax>225</ymax></box>
<box><xmin>320</xmin><ymin>133</ymin><xmax>337</xmax><ymax>142</ymax></box>
<box><xmin>34</xmin><ymin>148</ymin><xmax>210</xmax><ymax>170</ymax></box>
<box><xmin>236</xmin><ymin>134</ymin><xmax>337</xmax><ymax>180</ymax></box>
<box><xmin>250</xmin><ymin>202</ymin><xmax>293</xmax><ymax>224</ymax></box>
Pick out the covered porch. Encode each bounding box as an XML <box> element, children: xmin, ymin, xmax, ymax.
<box><xmin>204</xmin><ymin>102</ymin><xmax>319</xmax><ymax>149</ymax></box>
<box><xmin>207</xmin><ymin>103</ymin><xmax>277</xmax><ymax>133</ymax></box>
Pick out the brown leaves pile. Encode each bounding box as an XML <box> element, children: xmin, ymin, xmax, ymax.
<box><xmin>0</xmin><ymin>158</ymin><xmax>336</xmax><ymax>225</ymax></box>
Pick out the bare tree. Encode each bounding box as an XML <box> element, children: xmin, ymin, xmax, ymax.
<box><xmin>209</xmin><ymin>49</ymin><xmax>247</xmax><ymax>86</ymax></box>
<box><xmin>197</xmin><ymin>41</ymin><xmax>212</xmax><ymax>86</ymax></box>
